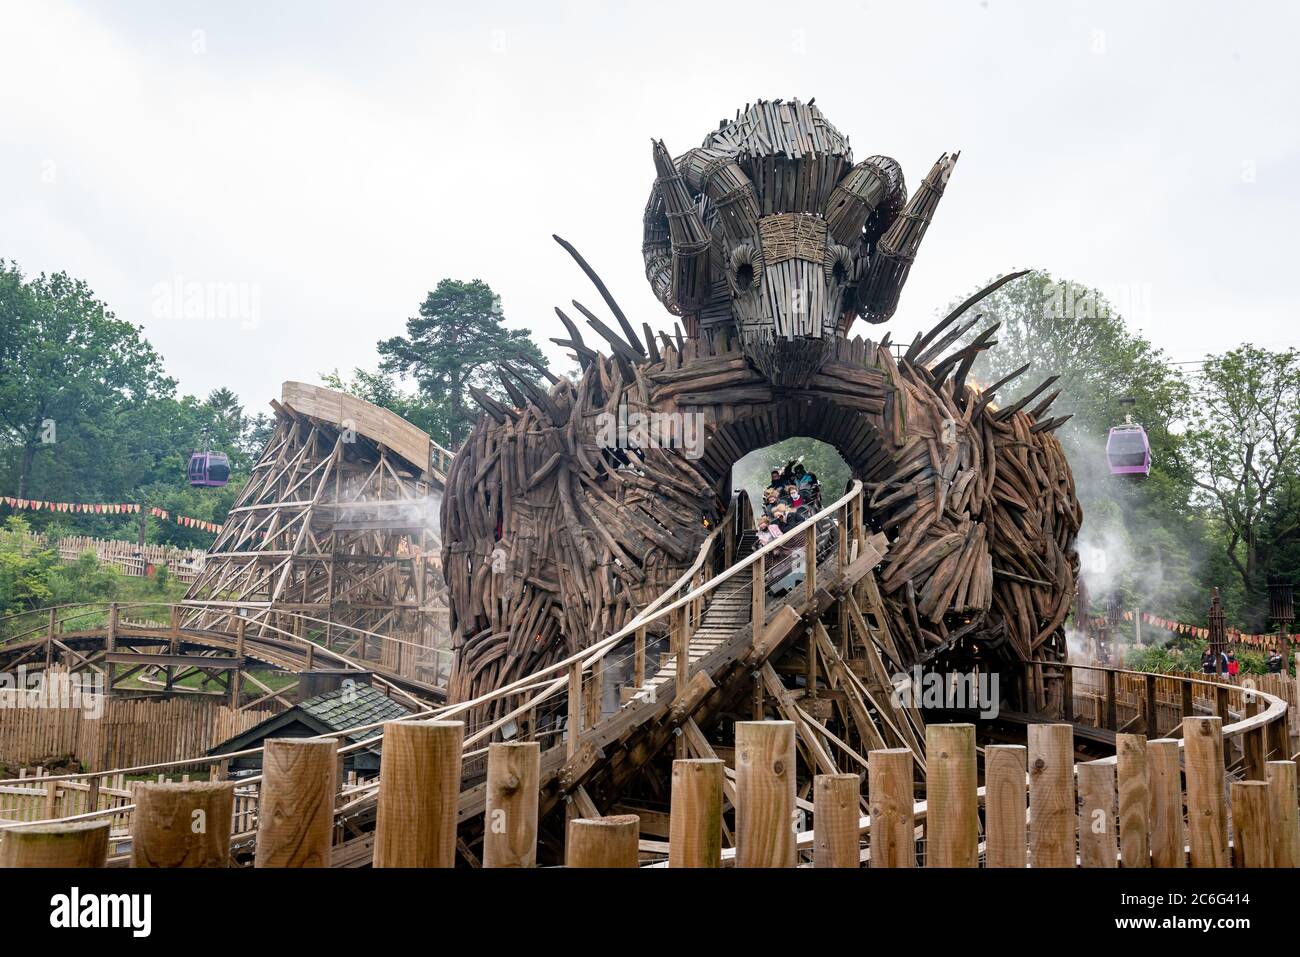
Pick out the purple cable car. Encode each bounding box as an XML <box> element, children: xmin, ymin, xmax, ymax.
<box><xmin>1106</xmin><ymin>423</ymin><xmax>1150</xmax><ymax>478</ymax></box>
<box><xmin>188</xmin><ymin>450</ymin><xmax>230</xmax><ymax>487</ymax></box>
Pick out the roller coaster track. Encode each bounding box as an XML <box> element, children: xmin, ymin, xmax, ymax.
<box><xmin>0</xmin><ymin>480</ymin><xmax>1291</xmax><ymax>867</ymax></box>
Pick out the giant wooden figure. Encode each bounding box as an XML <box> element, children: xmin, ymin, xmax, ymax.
<box><xmin>442</xmin><ymin>100</ymin><xmax>1081</xmax><ymax>727</ymax></box>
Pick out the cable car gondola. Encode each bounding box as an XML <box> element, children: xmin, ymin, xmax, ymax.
<box><xmin>188</xmin><ymin>428</ymin><xmax>231</xmax><ymax>488</ymax></box>
<box><xmin>1106</xmin><ymin>422</ymin><xmax>1150</xmax><ymax>478</ymax></box>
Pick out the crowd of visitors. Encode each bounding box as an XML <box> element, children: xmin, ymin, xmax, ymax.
<box><xmin>755</xmin><ymin>459</ymin><xmax>821</xmax><ymax>546</ymax></box>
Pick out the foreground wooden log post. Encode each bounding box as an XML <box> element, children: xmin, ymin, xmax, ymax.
<box><xmin>1115</xmin><ymin>733</ymin><xmax>1150</xmax><ymax>867</ymax></box>
<box><xmin>984</xmin><ymin>744</ymin><xmax>1027</xmax><ymax>868</ymax></box>
<box><xmin>668</xmin><ymin>758</ymin><xmax>723</xmax><ymax>868</ymax></box>
<box><xmin>1266</xmin><ymin>760</ymin><xmax>1300</xmax><ymax>868</ymax></box>
<box><xmin>254</xmin><ymin>737</ymin><xmax>338</xmax><ymax>868</ymax></box>
<box><xmin>1183</xmin><ymin>716</ymin><xmax>1229</xmax><ymax>867</ymax></box>
<box><xmin>374</xmin><ymin>720</ymin><xmax>464</xmax><ymax>868</ymax></box>
<box><xmin>735</xmin><ymin>720</ymin><xmax>796</xmax><ymax>867</ymax></box>
<box><xmin>0</xmin><ymin>820</ymin><xmax>110</xmax><ymax>867</ymax></box>
<box><xmin>1147</xmin><ymin>738</ymin><xmax>1186</xmax><ymax>867</ymax></box>
<box><xmin>131</xmin><ymin>781</ymin><xmax>235</xmax><ymax>867</ymax></box>
<box><xmin>813</xmin><ymin>773</ymin><xmax>860</xmax><ymax>868</ymax></box>
<box><xmin>1078</xmin><ymin>760</ymin><xmax>1117</xmax><ymax>868</ymax></box>
<box><xmin>1028</xmin><ymin>723</ymin><xmax>1076</xmax><ymax>868</ymax></box>
<box><xmin>566</xmin><ymin>814</ymin><xmax>640</xmax><ymax>868</ymax></box>
<box><xmin>1230</xmin><ymin>780</ymin><xmax>1273</xmax><ymax>868</ymax></box>
<box><xmin>483</xmin><ymin>741</ymin><xmax>540</xmax><ymax>868</ymax></box>
<box><xmin>925</xmin><ymin>724</ymin><xmax>977</xmax><ymax>867</ymax></box>
<box><xmin>868</xmin><ymin>748</ymin><xmax>914</xmax><ymax>868</ymax></box>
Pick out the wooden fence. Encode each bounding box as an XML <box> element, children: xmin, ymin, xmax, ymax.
<box><xmin>0</xmin><ymin>530</ymin><xmax>205</xmax><ymax>583</ymax></box>
<box><xmin>0</xmin><ymin>687</ymin><xmax>272</xmax><ymax>772</ymax></box>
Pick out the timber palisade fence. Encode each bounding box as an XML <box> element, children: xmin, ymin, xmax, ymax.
<box><xmin>0</xmin><ymin>480</ymin><xmax>1296</xmax><ymax>866</ymax></box>
<box><xmin>0</xmin><ymin>529</ymin><xmax>206</xmax><ymax>583</ymax></box>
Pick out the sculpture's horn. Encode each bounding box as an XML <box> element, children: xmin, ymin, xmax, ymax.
<box><xmin>649</xmin><ymin>139</ymin><xmax>711</xmax><ymax>313</ymax></box>
<box><xmin>824</xmin><ymin>154</ymin><xmax>907</xmax><ymax>246</ymax></box>
<box><xmin>856</xmin><ymin>152</ymin><xmax>958</xmax><ymax>324</ymax></box>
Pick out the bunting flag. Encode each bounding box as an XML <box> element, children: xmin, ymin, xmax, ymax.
<box><xmin>1</xmin><ymin>496</ymin><xmax>222</xmax><ymax>535</ymax></box>
<box><xmin>1088</xmin><ymin>609</ymin><xmax>1286</xmax><ymax>651</ymax></box>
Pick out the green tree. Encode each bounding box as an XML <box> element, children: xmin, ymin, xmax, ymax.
<box><xmin>0</xmin><ymin>263</ymin><xmax>175</xmax><ymax>498</ymax></box>
<box><xmin>1181</xmin><ymin>345</ymin><xmax>1300</xmax><ymax>619</ymax></box>
<box><xmin>376</xmin><ymin>279</ymin><xmax>549</xmax><ymax>445</ymax></box>
<box><xmin>944</xmin><ymin>271</ymin><xmax>1203</xmax><ymax>619</ymax></box>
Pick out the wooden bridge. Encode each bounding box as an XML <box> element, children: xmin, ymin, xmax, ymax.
<box><xmin>1</xmin><ymin>479</ymin><xmax>1295</xmax><ymax>867</ymax></box>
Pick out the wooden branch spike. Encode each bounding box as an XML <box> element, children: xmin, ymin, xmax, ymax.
<box><xmin>518</xmin><ymin>352</ymin><xmax>560</xmax><ymax>385</ymax></box>
<box><xmin>494</xmin><ymin>367</ymin><xmax>528</xmax><ymax>410</ymax></box>
<box><xmin>907</xmin><ymin>269</ymin><xmax>1030</xmax><ymax>363</ymax></box>
<box><xmin>994</xmin><ymin>375</ymin><xmax>1061</xmax><ymax>422</ymax></box>
<box><xmin>1030</xmin><ymin>414</ymin><xmax>1073</xmax><ymax>433</ymax></box>
<box><xmin>550</xmin><ymin>337</ymin><xmax>598</xmax><ymax>370</ymax></box>
<box><xmin>642</xmin><ymin>323</ymin><xmax>662</xmax><ymax>364</ymax></box>
<box><xmin>1029</xmin><ymin>388</ymin><xmax>1062</xmax><ymax>420</ymax></box>
<box><xmin>915</xmin><ymin>313</ymin><xmax>982</xmax><ymax>368</ymax></box>
<box><xmin>467</xmin><ymin>386</ymin><xmax>511</xmax><ymax>424</ymax></box>
<box><xmin>571</xmin><ymin>300</ymin><xmax>643</xmax><ymax>367</ymax></box>
<box><xmin>500</xmin><ymin>363</ymin><xmax>566</xmax><ymax>426</ymax></box>
<box><xmin>553</xmin><ymin>234</ymin><xmax>644</xmax><ymax>356</ymax></box>
<box><xmin>972</xmin><ymin>362</ymin><xmax>1031</xmax><ymax>415</ymax></box>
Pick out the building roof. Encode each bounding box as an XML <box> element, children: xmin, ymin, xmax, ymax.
<box><xmin>208</xmin><ymin>683</ymin><xmax>412</xmax><ymax>762</ymax></box>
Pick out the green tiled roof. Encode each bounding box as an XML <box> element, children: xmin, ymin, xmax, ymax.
<box><xmin>298</xmin><ymin>683</ymin><xmax>411</xmax><ymax>742</ymax></box>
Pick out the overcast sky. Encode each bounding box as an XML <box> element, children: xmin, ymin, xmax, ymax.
<box><xmin>2</xmin><ymin>0</ymin><xmax>1297</xmax><ymax>412</ymax></box>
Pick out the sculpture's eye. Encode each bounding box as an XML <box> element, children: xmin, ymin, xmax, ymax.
<box><xmin>827</xmin><ymin>244</ymin><xmax>854</xmax><ymax>286</ymax></box>
<box><xmin>729</xmin><ymin>243</ymin><xmax>760</xmax><ymax>291</ymax></box>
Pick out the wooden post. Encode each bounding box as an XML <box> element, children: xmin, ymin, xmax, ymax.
<box><xmin>668</xmin><ymin>758</ymin><xmax>723</xmax><ymax>868</ymax></box>
<box><xmin>868</xmin><ymin>748</ymin><xmax>915</xmax><ymax>868</ymax></box>
<box><xmin>803</xmin><ymin>520</ymin><xmax>817</xmax><ymax>595</ymax></box>
<box><xmin>634</xmin><ymin>625</ymin><xmax>646</xmax><ymax>690</ymax></box>
<box><xmin>588</xmin><ymin>656</ymin><xmax>604</xmax><ymax>728</ymax></box>
<box><xmin>1181</xmin><ymin>680</ymin><xmax>1194</xmax><ymax>719</ymax></box>
<box><xmin>373</xmin><ymin>720</ymin><xmax>464</xmax><ymax>868</ymax></box>
<box><xmin>1183</xmin><ymin>716</ymin><xmax>1229</xmax><ymax>867</ymax></box>
<box><xmin>483</xmin><ymin>741</ymin><xmax>540</xmax><ymax>868</ymax></box>
<box><xmin>131</xmin><ymin>781</ymin><xmax>235</xmax><ymax>867</ymax></box>
<box><xmin>735</xmin><ymin>720</ymin><xmax>796</xmax><ymax>868</ymax></box>
<box><xmin>0</xmin><ymin>820</ymin><xmax>110</xmax><ymax>867</ymax></box>
<box><xmin>925</xmin><ymin>724</ymin><xmax>977</xmax><ymax>867</ymax></box>
<box><xmin>1144</xmin><ymin>673</ymin><xmax>1159</xmax><ymax>735</ymax></box>
<box><xmin>1078</xmin><ymin>759</ymin><xmax>1117</xmax><ymax>868</ymax></box>
<box><xmin>567</xmin><ymin>661</ymin><xmax>582</xmax><ymax>759</ymax></box>
<box><xmin>1061</xmin><ymin>665</ymin><xmax>1074</xmax><ymax>723</ymax></box>
<box><xmin>751</xmin><ymin>553</ymin><xmax>765</xmax><ymax>639</ymax></box>
<box><xmin>43</xmin><ymin>780</ymin><xmax>59</xmax><ymax>819</ymax></box>
<box><xmin>1103</xmin><ymin>669</ymin><xmax>1117</xmax><ymax>730</ymax></box>
<box><xmin>1028</xmin><ymin>723</ymin><xmax>1075</xmax><ymax>868</ymax></box>
<box><xmin>254</xmin><ymin>737</ymin><xmax>338</xmax><ymax>867</ymax></box>
<box><xmin>1229</xmin><ymin>780</ymin><xmax>1272</xmax><ymax>868</ymax></box>
<box><xmin>45</xmin><ymin>607</ymin><xmax>56</xmax><ymax>668</ymax></box>
<box><xmin>672</xmin><ymin>605</ymin><xmax>688</xmax><ymax>703</ymax></box>
<box><xmin>566</xmin><ymin>814</ymin><xmax>640</xmax><ymax>868</ymax></box>
<box><xmin>1265</xmin><ymin>760</ymin><xmax>1300</xmax><ymax>868</ymax></box>
<box><xmin>984</xmin><ymin>744</ymin><xmax>1027</xmax><ymax>868</ymax></box>
<box><xmin>1116</xmin><ymin>733</ymin><xmax>1150</xmax><ymax>867</ymax></box>
<box><xmin>813</xmin><ymin>773</ymin><xmax>859</xmax><ymax>868</ymax></box>
<box><xmin>1147</xmin><ymin>738</ymin><xmax>1185</xmax><ymax>867</ymax></box>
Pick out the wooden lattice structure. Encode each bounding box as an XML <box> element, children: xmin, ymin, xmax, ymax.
<box><xmin>443</xmin><ymin>99</ymin><xmax>1082</xmax><ymax>724</ymax></box>
<box><xmin>183</xmin><ymin>382</ymin><xmax>451</xmax><ymax>676</ymax></box>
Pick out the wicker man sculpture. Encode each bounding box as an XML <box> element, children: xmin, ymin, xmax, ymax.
<box><xmin>442</xmin><ymin>99</ymin><xmax>1081</xmax><ymax>727</ymax></box>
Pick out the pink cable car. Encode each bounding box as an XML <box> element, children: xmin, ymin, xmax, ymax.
<box><xmin>187</xmin><ymin>428</ymin><xmax>231</xmax><ymax>488</ymax></box>
<box><xmin>1106</xmin><ymin>423</ymin><xmax>1150</xmax><ymax>478</ymax></box>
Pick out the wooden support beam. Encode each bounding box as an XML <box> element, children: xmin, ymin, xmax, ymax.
<box><xmin>374</xmin><ymin>720</ymin><xmax>464</xmax><ymax>868</ymax></box>
<box><xmin>1183</xmin><ymin>716</ymin><xmax>1229</xmax><ymax>867</ymax></box>
<box><xmin>668</xmin><ymin>758</ymin><xmax>723</xmax><ymax>868</ymax></box>
<box><xmin>1078</xmin><ymin>759</ymin><xmax>1117</xmax><ymax>868</ymax></box>
<box><xmin>1230</xmin><ymin>781</ymin><xmax>1272</xmax><ymax>868</ymax></box>
<box><xmin>735</xmin><ymin>720</ymin><xmax>796</xmax><ymax>868</ymax></box>
<box><xmin>813</xmin><ymin>773</ymin><xmax>860</xmax><ymax>868</ymax></box>
<box><xmin>1148</xmin><ymin>738</ymin><xmax>1186</xmax><ymax>868</ymax></box>
<box><xmin>566</xmin><ymin>815</ymin><xmax>640</xmax><ymax>868</ymax></box>
<box><xmin>868</xmin><ymin>747</ymin><xmax>915</xmax><ymax>868</ymax></box>
<box><xmin>1115</xmin><ymin>733</ymin><xmax>1150</xmax><ymax>867</ymax></box>
<box><xmin>0</xmin><ymin>820</ymin><xmax>109</xmax><ymax>867</ymax></box>
<box><xmin>484</xmin><ymin>742</ymin><xmax>540</xmax><ymax>868</ymax></box>
<box><xmin>1028</xmin><ymin>723</ymin><xmax>1075</xmax><ymax>868</ymax></box>
<box><xmin>255</xmin><ymin>737</ymin><xmax>338</xmax><ymax>867</ymax></box>
<box><xmin>984</xmin><ymin>744</ymin><xmax>1026</xmax><ymax>868</ymax></box>
<box><xmin>131</xmin><ymin>781</ymin><xmax>235</xmax><ymax>867</ymax></box>
<box><xmin>924</xmin><ymin>724</ymin><xmax>977</xmax><ymax>867</ymax></box>
<box><xmin>1265</xmin><ymin>761</ymin><xmax>1300</xmax><ymax>868</ymax></box>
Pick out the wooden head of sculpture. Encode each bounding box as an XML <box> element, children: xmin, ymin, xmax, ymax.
<box><xmin>642</xmin><ymin>100</ymin><xmax>955</xmax><ymax>386</ymax></box>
